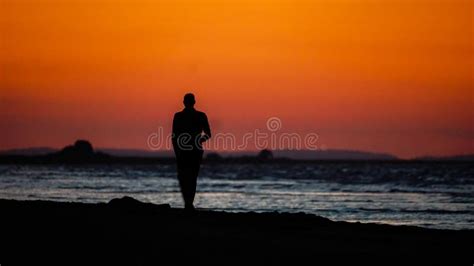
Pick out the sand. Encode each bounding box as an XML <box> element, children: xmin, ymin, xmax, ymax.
<box><xmin>1</xmin><ymin>196</ymin><xmax>472</xmax><ymax>265</ymax></box>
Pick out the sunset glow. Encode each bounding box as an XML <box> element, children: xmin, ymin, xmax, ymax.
<box><xmin>1</xmin><ymin>0</ymin><xmax>472</xmax><ymax>157</ymax></box>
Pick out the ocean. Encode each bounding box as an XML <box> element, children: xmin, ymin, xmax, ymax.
<box><xmin>0</xmin><ymin>162</ymin><xmax>473</xmax><ymax>230</ymax></box>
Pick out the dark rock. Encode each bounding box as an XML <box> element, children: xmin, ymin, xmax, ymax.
<box><xmin>205</xmin><ymin>152</ymin><xmax>223</xmax><ymax>161</ymax></box>
<box><xmin>257</xmin><ymin>149</ymin><xmax>274</xmax><ymax>161</ymax></box>
<box><xmin>52</xmin><ymin>139</ymin><xmax>111</xmax><ymax>163</ymax></box>
<box><xmin>108</xmin><ymin>196</ymin><xmax>170</xmax><ymax>211</ymax></box>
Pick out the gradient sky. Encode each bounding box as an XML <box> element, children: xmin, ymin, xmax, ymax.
<box><xmin>1</xmin><ymin>0</ymin><xmax>473</xmax><ymax>158</ymax></box>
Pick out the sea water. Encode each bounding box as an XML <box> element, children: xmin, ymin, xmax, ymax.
<box><xmin>0</xmin><ymin>162</ymin><xmax>472</xmax><ymax>230</ymax></box>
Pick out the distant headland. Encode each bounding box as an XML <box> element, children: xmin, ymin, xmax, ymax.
<box><xmin>0</xmin><ymin>140</ymin><xmax>473</xmax><ymax>164</ymax></box>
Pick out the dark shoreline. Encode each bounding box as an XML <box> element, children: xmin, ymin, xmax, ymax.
<box><xmin>1</xmin><ymin>197</ymin><xmax>472</xmax><ymax>265</ymax></box>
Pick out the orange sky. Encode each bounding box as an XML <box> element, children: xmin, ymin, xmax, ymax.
<box><xmin>1</xmin><ymin>0</ymin><xmax>473</xmax><ymax>158</ymax></box>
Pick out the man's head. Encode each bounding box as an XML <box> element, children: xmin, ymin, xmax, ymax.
<box><xmin>183</xmin><ymin>93</ymin><xmax>196</xmax><ymax>108</ymax></box>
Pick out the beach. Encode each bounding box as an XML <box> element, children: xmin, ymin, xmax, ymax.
<box><xmin>1</xmin><ymin>163</ymin><xmax>472</xmax><ymax>230</ymax></box>
<box><xmin>1</xmin><ymin>196</ymin><xmax>472</xmax><ymax>265</ymax></box>
<box><xmin>2</xmin><ymin>0</ymin><xmax>472</xmax><ymax>264</ymax></box>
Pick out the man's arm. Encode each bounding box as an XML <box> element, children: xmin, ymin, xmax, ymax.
<box><xmin>172</xmin><ymin>113</ymin><xmax>179</xmax><ymax>153</ymax></box>
<box><xmin>201</xmin><ymin>113</ymin><xmax>211</xmax><ymax>142</ymax></box>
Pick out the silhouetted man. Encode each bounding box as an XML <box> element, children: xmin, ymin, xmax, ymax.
<box><xmin>172</xmin><ymin>93</ymin><xmax>211</xmax><ymax>210</ymax></box>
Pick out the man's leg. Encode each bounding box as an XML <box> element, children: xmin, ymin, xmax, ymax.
<box><xmin>188</xmin><ymin>165</ymin><xmax>197</xmax><ymax>207</ymax></box>
<box><xmin>177</xmin><ymin>155</ymin><xmax>191</xmax><ymax>208</ymax></box>
<box><xmin>183</xmin><ymin>168</ymin><xmax>194</xmax><ymax>210</ymax></box>
<box><xmin>187</xmin><ymin>151</ymin><xmax>203</xmax><ymax>208</ymax></box>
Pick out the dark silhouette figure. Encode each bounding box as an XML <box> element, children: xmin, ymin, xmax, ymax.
<box><xmin>172</xmin><ymin>93</ymin><xmax>211</xmax><ymax>210</ymax></box>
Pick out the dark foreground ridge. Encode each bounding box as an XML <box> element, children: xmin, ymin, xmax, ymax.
<box><xmin>1</xmin><ymin>197</ymin><xmax>472</xmax><ymax>265</ymax></box>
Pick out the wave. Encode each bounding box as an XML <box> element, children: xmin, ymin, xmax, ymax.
<box><xmin>359</xmin><ymin>207</ymin><xmax>473</xmax><ymax>215</ymax></box>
